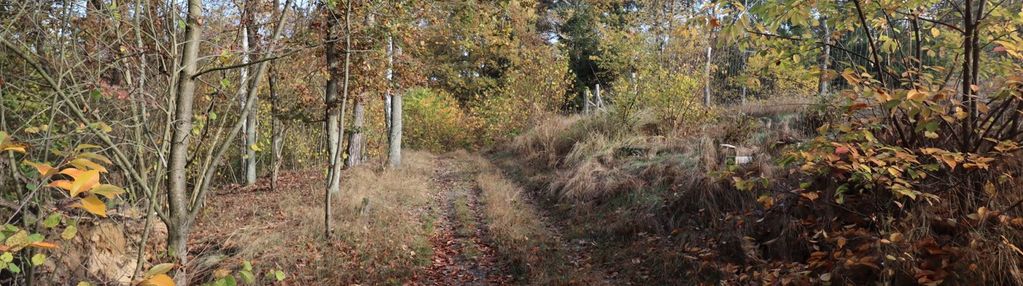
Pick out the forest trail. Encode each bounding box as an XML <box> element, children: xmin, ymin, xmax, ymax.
<box><xmin>191</xmin><ymin>151</ymin><xmax>617</xmax><ymax>285</ymax></box>
<box><xmin>415</xmin><ymin>152</ymin><xmax>617</xmax><ymax>285</ymax></box>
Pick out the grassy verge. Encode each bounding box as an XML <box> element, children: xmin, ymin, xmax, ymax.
<box><xmin>194</xmin><ymin>151</ymin><xmax>439</xmax><ymax>285</ymax></box>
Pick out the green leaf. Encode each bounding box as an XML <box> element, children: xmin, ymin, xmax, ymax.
<box><xmin>239</xmin><ymin>270</ymin><xmax>255</xmax><ymax>284</ymax></box>
<box><xmin>61</xmin><ymin>225</ymin><xmax>77</xmax><ymax>240</ymax></box>
<box><xmin>144</xmin><ymin>263</ymin><xmax>175</xmax><ymax>278</ymax></box>
<box><xmin>8</xmin><ymin>263</ymin><xmax>20</xmax><ymax>273</ymax></box>
<box><xmin>242</xmin><ymin>260</ymin><xmax>252</xmax><ymax>271</ymax></box>
<box><xmin>42</xmin><ymin>213</ymin><xmax>61</xmax><ymax>229</ymax></box>
<box><xmin>90</xmin><ymin>89</ymin><xmax>103</xmax><ymax>100</ymax></box>
<box><xmin>91</xmin><ymin>184</ymin><xmax>125</xmax><ymax>199</ymax></box>
<box><xmin>31</xmin><ymin>253</ymin><xmax>45</xmax><ymax>266</ymax></box>
<box><xmin>273</xmin><ymin>270</ymin><xmax>285</xmax><ymax>281</ymax></box>
<box><xmin>5</xmin><ymin>230</ymin><xmax>30</xmax><ymax>251</ymax></box>
<box><xmin>27</xmin><ymin>233</ymin><xmax>44</xmax><ymax>243</ymax></box>
<box><xmin>74</xmin><ymin>144</ymin><xmax>103</xmax><ymax>151</ymax></box>
<box><xmin>87</xmin><ymin>122</ymin><xmax>113</xmax><ymax>133</ymax></box>
<box><xmin>222</xmin><ymin>275</ymin><xmax>237</xmax><ymax>286</ymax></box>
<box><xmin>1</xmin><ymin>252</ymin><xmax>13</xmax><ymax>263</ymax></box>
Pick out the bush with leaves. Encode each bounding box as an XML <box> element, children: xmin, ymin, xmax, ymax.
<box><xmin>0</xmin><ymin>131</ymin><xmax>130</xmax><ymax>283</ymax></box>
<box><xmin>402</xmin><ymin>88</ymin><xmax>474</xmax><ymax>152</ymax></box>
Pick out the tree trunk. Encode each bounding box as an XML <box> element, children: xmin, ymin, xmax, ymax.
<box><xmin>167</xmin><ymin>0</ymin><xmax>203</xmax><ymax>283</ymax></box>
<box><xmin>704</xmin><ymin>45</ymin><xmax>713</xmax><ymax>106</ymax></box>
<box><xmin>238</xmin><ymin>3</ymin><xmax>251</xmax><ymax>186</ymax></box>
<box><xmin>388</xmin><ymin>93</ymin><xmax>403</xmax><ymax>168</ymax></box>
<box><xmin>245</xmin><ymin>94</ymin><xmax>258</xmax><ymax>185</ymax></box>
<box><xmin>818</xmin><ymin>18</ymin><xmax>831</xmax><ymax>97</ymax></box>
<box><xmin>346</xmin><ymin>97</ymin><xmax>365</xmax><ymax>168</ymax></box>
<box><xmin>269</xmin><ymin>65</ymin><xmax>284</xmax><ymax>191</ymax></box>
<box><xmin>244</xmin><ymin>6</ymin><xmax>259</xmax><ymax>186</ymax></box>
<box><xmin>324</xmin><ymin>7</ymin><xmax>343</xmax><ymax>196</ymax></box>
<box><xmin>385</xmin><ymin>35</ymin><xmax>394</xmax><ymax>135</ymax></box>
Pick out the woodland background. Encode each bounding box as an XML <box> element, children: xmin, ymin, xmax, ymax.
<box><xmin>2</xmin><ymin>0</ymin><xmax>1023</xmax><ymax>285</ymax></box>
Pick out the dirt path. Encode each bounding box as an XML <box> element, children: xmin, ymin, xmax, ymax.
<box><xmin>418</xmin><ymin>156</ymin><xmax>511</xmax><ymax>285</ymax></box>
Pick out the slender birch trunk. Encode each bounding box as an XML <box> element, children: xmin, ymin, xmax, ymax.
<box><xmin>238</xmin><ymin>5</ymin><xmax>253</xmax><ymax>186</ymax></box>
<box><xmin>385</xmin><ymin>35</ymin><xmax>394</xmax><ymax>134</ymax></box>
<box><xmin>269</xmin><ymin>65</ymin><xmax>284</xmax><ymax>191</ymax></box>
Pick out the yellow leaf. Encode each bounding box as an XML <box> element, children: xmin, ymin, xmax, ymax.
<box><xmin>907</xmin><ymin>89</ymin><xmax>926</xmax><ymax>101</ymax></box>
<box><xmin>985</xmin><ymin>181</ymin><xmax>996</xmax><ymax>196</ymax></box>
<box><xmin>140</xmin><ymin>274</ymin><xmax>174</xmax><ymax>286</ymax></box>
<box><xmin>24</xmin><ymin>161</ymin><xmax>56</xmax><ymax>177</ymax></box>
<box><xmin>886</xmin><ymin>167</ymin><xmax>902</xmax><ymax>177</ymax></box>
<box><xmin>69</xmin><ymin>159</ymin><xmax>107</xmax><ymax>173</ymax></box>
<box><xmin>930</xmin><ymin>27</ymin><xmax>940</xmax><ymax>37</ymax></box>
<box><xmin>79</xmin><ymin>194</ymin><xmax>107</xmax><ymax>217</ymax></box>
<box><xmin>91</xmin><ymin>184</ymin><xmax>125</xmax><ymax>199</ymax></box>
<box><xmin>2</xmin><ymin>145</ymin><xmax>26</xmax><ymax>153</ymax></box>
<box><xmin>74</xmin><ymin>144</ymin><xmax>102</xmax><ymax>151</ymax></box>
<box><xmin>889</xmin><ymin>232</ymin><xmax>904</xmax><ymax>243</ymax></box>
<box><xmin>63</xmin><ymin>169</ymin><xmax>100</xmax><ymax>197</ymax></box>
<box><xmin>955</xmin><ymin>107</ymin><xmax>969</xmax><ymax>120</ymax></box>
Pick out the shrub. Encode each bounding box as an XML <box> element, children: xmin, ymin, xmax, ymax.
<box><xmin>403</xmin><ymin>88</ymin><xmax>473</xmax><ymax>152</ymax></box>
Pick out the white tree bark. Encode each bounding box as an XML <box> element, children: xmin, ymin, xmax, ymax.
<box><xmin>238</xmin><ymin>4</ymin><xmax>256</xmax><ymax>186</ymax></box>
<box><xmin>388</xmin><ymin>93</ymin><xmax>403</xmax><ymax>168</ymax></box>
<box><xmin>385</xmin><ymin>35</ymin><xmax>393</xmax><ymax>134</ymax></box>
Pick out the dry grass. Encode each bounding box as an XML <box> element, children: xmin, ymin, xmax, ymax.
<box><xmin>475</xmin><ymin>172</ymin><xmax>566</xmax><ymax>284</ymax></box>
<box><xmin>442</xmin><ymin>152</ymin><xmax>604</xmax><ymax>285</ymax></box>
<box><xmin>493</xmin><ymin>108</ymin><xmax>819</xmax><ymax>283</ymax></box>
<box><xmin>194</xmin><ymin>151</ymin><xmax>439</xmax><ymax>285</ymax></box>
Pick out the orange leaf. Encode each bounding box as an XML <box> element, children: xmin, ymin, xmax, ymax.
<box><xmin>48</xmin><ymin>180</ymin><xmax>73</xmax><ymax>191</ymax></box>
<box><xmin>29</xmin><ymin>241</ymin><xmax>58</xmax><ymax>249</ymax></box>
<box><xmin>907</xmin><ymin>89</ymin><xmax>927</xmax><ymax>101</ymax></box>
<box><xmin>24</xmin><ymin>161</ymin><xmax>56</xmax><ymax>177</ymax></box>
<box><xmin>79</xmin><ymin>194</ymin><xmax>107</xmax><ymax>217</ymax></box>
<box><xmin>141</xmin><ymin>274</ymin><xmax>175</xmax><ymax>286</ymax></box>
